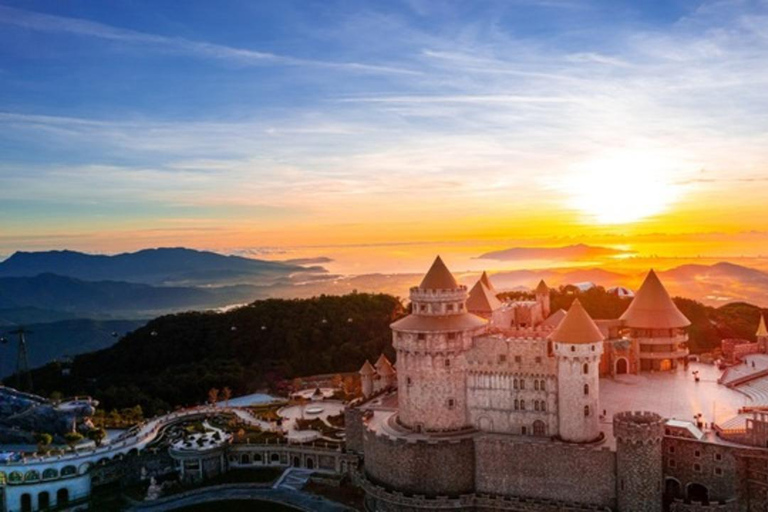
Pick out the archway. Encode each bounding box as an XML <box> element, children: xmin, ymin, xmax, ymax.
<box><xmin>240</xmin><ymin>453</ymin><xmax>251</xmax><ymax>465</ymax></box>
<box><xmin>38</xmin><ymin>491</ymin><xmax>50</xmax><ymax>510</ymax></box>
<box><xmin>660</xmin><ymin>359</ymin><xmax>672</xmax><ymax>371</ymax></box>
<box><xmin>687</xmin><ymin>483</ymin><xmax>709</xmax><ymax>504</ymax></box>
<box><xmin>533</xmin><ymin>420</ymin><xmax>546</xmax><ymax>436</ymax></box>
<box><xmin>57</xmin><ymin>488</ymin><xmax>69</xmax><ymax>506</ymax></box>
<box><xmin>293</xmin><ymin>456</ymin><xmax>301</xmax><ymax>467</ymax></box>
<box><xmin>306</xmin><ymin>458</ymin><xmax>315</xmax><ymax>470</ymax></box>
<box><xmin>270</xmin><ymin>453</ymin><xmax>280</xmax><ymax>463</ymax></box>
<box><xmin>20</xmin><ymin>494</ymin><xmax>32</xmax><ymax>512</ymax></box>
<box><xmin>665</xmin><ymin>477</ymin><xmax>682</xmax><ymax>499</ymax></box>
<box><xmin>616</xmin><ymin>358</ymin><xmax>629</xmax><ymax>375</ymax></box>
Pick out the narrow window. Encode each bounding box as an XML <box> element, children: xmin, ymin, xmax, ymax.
<box><xmin>534</xmin><ymin>380</ymin><xmax>539</xmax><ymax>391</ymax></box>
<box><xmin>445</xmin><ymin>359</ymin><xmax>451</xmax><ymax>368</ymax></box>
<box><xmin>447</xmin><ymin>304</ymin><xmax>454</xmax><ymax>312</ymax></box>
<box><xmin>521</xmin><ymin>400</ymin><xmax>526</xmax><ymax>411</ymax></box>
<box><xmin>521</xmin><ymin>426</ymin><xmax>527</xmax><ymax>435</ymax></box>
<box><xmin>541</xmin><ymin>401</ymin><xmax>546</xmax><ymax>412</ymax></box>
<box><xmin>571</xmin><ymin>346</ymin><xmax>575</xmax><ymax>352</ymax></box>
<box><xmin>515</xmin><ymin>355</ymin><xmax>522</xmax><ymax>363</ymax></box>
<box><xmin>447</xmin><ymin>332</ymin><xmax>456</xmax><ymax>340</ymax></box>
<box><xmin>514</xmin><ymin>399</ymin><xmax>519</xmax><ymax>410</ymax></box>
<box><xmin>520</xmin><ymin>379</ymin><xmax>525</xmax><ymax>390</ymax></box>
<box><xmin>535</xmin><ymin>356</ymin><xmax>542</xmax><ymax>364</ymax></box>
<box><xmin>584</xmin><ymin>384</ymin><xmax>589</xmax><ymax>396</ymax></box>
<box><xmin>583</xmin><ymin>363</ymin><xmax>589</xmax><ymax>374</ymax></box>
<box><xmin>417</xmin><ymin>333</ymin><xmax>425</xmax><ymax>341</ymax></box>
<box><xmin>540</xmin><ymin>380</ymin><xmax>546</xmax><ymax>391</ymax></box>
<box><xmin>694</xmin><ymin>463</ymin><xmax>701</xmax><ymax>473</ymax></box>
<box><xmin>584</xmin><ymin>405</ymin><xmax>590</xmax><ymax>417</ymax></box>
<box><xmin>534</xmin><ymin>401</ymin><xmax>540</xmax><ymax>411</ymax></box>
<box><xmin>715</xmin><ymin>467</ymin><xmax>723</xmax><ymax>476</ymax></box>
<box><xmin>498</xmin><ymin>355</ymin><xmax>506</xmax><ymax>363</ymax></box>
<box><xmin>447</xmin><ymin>398</ymin><xmax>455</xmax><ymax>409</ymax></box>
<box><xmin>513</xmin><ymin>378</ymin><xmax>518</xmax><ymax>390</ymax></box>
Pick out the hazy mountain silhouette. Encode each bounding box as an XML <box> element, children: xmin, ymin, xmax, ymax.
<box><xmin>0</xmin><ymin>247</ymin><xmax>320</xmax><ymax>286</ymax></box>
<box><xmin>477</xmin><ymin>244</ymin><xmax>633</xmax><ymax>261</ymax></box>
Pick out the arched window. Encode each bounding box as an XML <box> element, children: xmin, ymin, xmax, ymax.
<box><xmin>521</xmin><ymin>400</ymin><xmax>526</xmax><ymax>411</ymax></box>
<box><xmin>520</xmin><ymin>379</ymin><xmax>525</xmax><ymax>390</ymax></box>
<box><xmin>540</xmin><ymin>380</ymin><xmax>546</xmax><ymax>391</ymax></box>
<box><xmin>42</xmin><ymin>468</ymin><xmax>58</xmax><ymax>480</ymax></box>
<box><xmin>514</xmin><ymin>399</ymin><xmax>519</xmax><ymax>410</ymax></box>
<box><xmin>583</xmin><ymin>363</ymin><xmax>589</xmax><ymax>374</ymax></box>
<box><xmin>584</xmin><ymin>384</ymin><xmax>589</xmax><ymax>395</ymax></box>
<box><xmin>534</xmin><ymin>401</ymin><xmax>540</xmax><ymax>411</ymax></box>
<box><xmin>60</xmin><ymin>466</ymin><xmax>77</xmax><ymax>477</ymax></box>
<box><xmin>584</xmin><ymin>405</ymin><xmax>590</xmax><ymax>417</ymax></box>
<box><xmin>571</xmin><ymin>346</ymin><xmax>575</xmax><ymax>352</ymax></box>
<box><xmin>534</xmin><ymin>380</ymin><xmax>539</xmax><ymax>391</ymax></box>
<box><xmin>541</xmin><ymin>401</ymin><xmax>546</xmax><ymax>412</ymax></box>
<box><xmin>513</xmin><ymin>378</ymin><xmax>518</xmax><ymax>390</ymax></box>
<box><xmin>24</xmin><ymin>471</ymin><xmax>40</xmax><ymax>482</ymax></box>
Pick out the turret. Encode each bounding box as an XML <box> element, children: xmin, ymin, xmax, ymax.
<box><xmin>757</xmin><ymin>313</ymin><xmax>768</xmax><ymax>353</ymax></box>
<box><xmin>359</xmin><ymin>360</ymin><xmax>375</xmax><ymax>398</ymax></box>
<box><xmin>466</xmin><ymin>279</ymin><xmax>502</xmax><ymax>320</ymax></box>
<box><xmin>535</xmin><ymin>280</ymin><xmax>551</xmax><ymax>319</ymax></box>
<box><xmin>620</xmin><ymin>270</ymin><xmax>690</xmax><ymax>372</ymax></box>
<box><xmin>550</xmin><ymin>299</ymin><xmax>604</xmax><ymax>443</ymax></box>
<box><xmin>614</xmin><ymin>411</ymin><xmax>664</xmax><ymax>512</ymax></box>
<box><xmin>374</xmin><ymin>354</ymin><xmax>396</xmax><ymax>391</ymax></box>
<box><xmin>391</xmin><ymin>256</ymin><xmax>487</xmax><ymax>432</ymax></box>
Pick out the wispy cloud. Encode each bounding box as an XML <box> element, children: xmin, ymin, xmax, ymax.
<box><xmin>0</xmin><ymin>5</ymin><xmax>419</xmax><ymax>75</ymax></box>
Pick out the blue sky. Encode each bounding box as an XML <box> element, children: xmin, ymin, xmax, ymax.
<box><xmin>1</xmin><ymin>0</ymin><xmax>768</xmax><ymax>257</ymax></box>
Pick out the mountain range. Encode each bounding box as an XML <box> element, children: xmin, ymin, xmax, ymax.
<box><xmin>477</xmin><ymin>244</ymin><xmax>633</xmax><ymax>261</ymax></box>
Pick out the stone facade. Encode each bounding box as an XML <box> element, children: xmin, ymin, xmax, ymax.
<box><xmin>614</xmin><ymin>411</ymin><xmax>664</xmax><ymax>512</ymax></box>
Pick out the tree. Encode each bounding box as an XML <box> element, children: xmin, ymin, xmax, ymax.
<box><xmin>292</xmin><ymin>378</ymin><xmax>303</xmax><ymax>393</ymax></box>
<box><xmin>64</xmin><ymin>432</ymin><xmax>83</xmax><ymax>451</ymax></box>
<box><xmin>87</xmin><ymin>428</ymin><xmax>107</xmax><ymax>447</ymax></box>
<box><xmin>208</xmin><ymin>387</ymin><xmax>219</xmax><ymax>406</ymax></box>
<box><xmin>221</xmin><ymin>387</ymin><xmax>232</xmax><ymax>408</ymax></box>
<box><xmin>331</xmin><ymin>374</ymin><xmax>343</xmax><ymax>389</ymax></box>
<box><xmin>34</xmin><ymin>433</ymin><xmax>52</xmax><ymax>454</ymax></box>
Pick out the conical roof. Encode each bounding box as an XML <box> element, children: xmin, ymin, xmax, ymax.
<box><xmin>467</xmin><ymin>280</ymin><xmax>502</xmax><ymax>314</ymax></box>
<box><xmin>536</xmin><ymin>279</ymin><xmax>549</xmax><ymax>294</ymax></box>
<box><xmin>359</xmin><ymin>360</ymin><xmax>375</xmax><ymax>376</ymax></box>
<box><xmin>758</xmin><ymin>314</ymin><xmax>768</xmax><ymax>337</ymax></box>
<box><xmin>541</xmin><ymin>308</ymin><xmax>567</xmax><ymax>328</ymax></box>
<box><xmin>480</xmin><ymin>271</ymin><xmax>495</xmax><ymax>291</ymax></box>
<box><xmin>375</xmin><ymin>354</ymin><xmax>395</xmax><ymax>376</ymax></box>
<box><xmin>419</xmin><ymin>256</ymin><xmax>458</xmax><ymax>290</ymax></box>
<box><xmin>620</xmin><ymin>270</ymin><xmax>690</xmax><ymax>329</ymax></box>
<box><xmin>548</xmin><ymin>299</ymin><xmax>604</xmax><ymax>345</ymax></box>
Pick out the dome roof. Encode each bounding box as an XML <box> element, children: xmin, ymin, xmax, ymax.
<box><xmin>419</xmin><ymin>256</ymin><xmax>459</xmax><ymax>290</ymax></box>
<box><xmin>619</xmin><ymin>270</ymin><xmax>690</xmax><ymax>329</ymax></box>
<box><xmin>758</xmin><ymin>314</ymin><xmax>768</xmax><ymax>337</ymax></box>
<box><xmin>548</xmin><ymin>299</ymin><xmax>604</xmax><ymax>345</ymax></box>
<box><xmin>480</xmin><ymin>271</ymin><xmax>495</xmax><ymax>291</ymax></box>
<box><xmin>467</xmin><ymin>280</ymin><xmax>502</xmax><ymax>314</ymax></box>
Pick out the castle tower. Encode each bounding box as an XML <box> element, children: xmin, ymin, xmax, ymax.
<box><xmin>391</xmin><ymin>256</ymin><xmax>487</xmax><ymax>432</ymax></box>
<box><xmin>613</xmin><ymin>411</ymin><xmax>664</xmax><ymax>512</ymax></box>
<box><xmin>359</xmin><ymin>360</ymin><xmax>375</xmax><ymax>397</ymax></box>
<box><xmin>466</xmin><ymin>278</ymin><xmax>502</xmax><ymax>320</ymax></box>
<box><xmin>535</xmin><ymin>280</ymin><xmax>551</xmax><ymax>319</ymax></box>
<box><xmin>620</xmin><ymin>270</ymin><xmax>690</xmax><ymax>372</ymax></box>
<box><xmin>374</xmin><ymin>354</ymin><xmax>396</xmax><ymax>390</ymax></box>
<box><xmin>480</xmin><ymin>271</ymin><xmax>495</xmax><ymax>292</ymax></box>
<box><xmin>550</xmin><ymin>299</ymin><xmax>604</xmax><ymax>443</ymax></box>
<box><xmin>757</xmin><ymin>313</ymin><xmax>768</xmax><ymax>353</ymax></box>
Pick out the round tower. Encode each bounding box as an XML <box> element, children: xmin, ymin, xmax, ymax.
<box><xmin>535</xmin><ymin>279</ymin><xmax>551</xmax><ymax>319</ymax></box>
<box><xmin>620</xmin><ymin>269</ymin><xmax>690</xmax><ymax>372</ymax></box>
<box><xmin>550</xmin><ymin>299</ymin><xmax>604</xmax><ymax>442</ymax></box>
<box><xmin>613</xmin><ymin>411</ymin><xmax>664</xmax><ymax>512</ymax></box>
<box><xmin>391</xmin><ymin>256</ymin><xmax>487</xmax><ymax>432</ymax></box>
<box><xmin>359</xmin><ymin>360</ymin><xmax>375</xmax><ymax>398</ymax></box>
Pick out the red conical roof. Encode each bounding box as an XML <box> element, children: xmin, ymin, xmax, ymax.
<box><xmin>359</xmin><ymin>360</ymin><xmax>375</xmax><ymax>376</ymax></box>
<box><xmin>620</xmin><ymin>270</ymin><xmax>690</xmax><ymax>329</ymax></box>
<box><xmin>419</xmin><ymin>256</ymin><xmax>458</xmax><ymax>290</ymax></box>
<box><xmin>375</xmin><ymin>354</ymin><xmax>395</xmax><ymax>376</ymax></box>
<box><xmin>480</xmin><ymin>271</ymin><xmax>495</xmax><ymax>291</ymax></box>
<box><xmin>467</xmin><ymin>280</ymin><xmax>502</xmax><ymax>314</ymax></box>
<box><xmin>549</xmin><ymin>299</ymin><xmax>604</xmax><ymax>345</ymax></box>
<box><xmin>758</xmin><ymin>314</ymin><xmax>768</xmax><ymax>337</ymax></box>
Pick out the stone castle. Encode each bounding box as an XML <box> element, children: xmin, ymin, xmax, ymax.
<box><xmin>347</xmin><ymin>256</ymin><xmax>768</xmax><ymax>512</ymax></box>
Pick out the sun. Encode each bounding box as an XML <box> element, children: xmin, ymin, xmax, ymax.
<box><xmin>563</xmin><ymin>150</ymin><xmax>684</xmax><ymax>225</ymax></box>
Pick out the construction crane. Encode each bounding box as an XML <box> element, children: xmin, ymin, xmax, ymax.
<box><xmin>7</xmin><ymin>327</ymin><xmax>33</xmax><ymax>392</ymax></box>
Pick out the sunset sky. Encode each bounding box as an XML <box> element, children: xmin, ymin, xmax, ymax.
<box><xmin>1</xmin><ymin>0</ymin><xmax>768</xmax><ymax>269</ymax></box>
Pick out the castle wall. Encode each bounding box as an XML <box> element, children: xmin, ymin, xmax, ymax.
<box><xmin>344</xmin><ymin>406</ymin><xmax>365</xmax><ymax>454</ymax></box>
<box><xmin>473</xmin><ymin>434</ymin><xmax>616</xmax><ymax>508</ymax></box>
<box><xmin>662</xmin><ymin>437</ymin><xmax>738</xmax><ymax>504</ymax></box>
<box><xmin>363</xmin><ymin>426</ymin><xmax>475</xmax><ymax>496</ymax></box>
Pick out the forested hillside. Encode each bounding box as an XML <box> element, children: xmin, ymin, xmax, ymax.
<box><xmin>22</xmin><ymin>293</ymin><xmax>404</xmax><ymax>414</ymax></box>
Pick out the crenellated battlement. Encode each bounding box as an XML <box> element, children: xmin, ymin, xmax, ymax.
<box><xmin>613</xmin><ymin>411</ymin><xmax>664</xmax><ymax>445</ymax></box>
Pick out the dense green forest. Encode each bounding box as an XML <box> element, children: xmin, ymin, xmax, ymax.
<box><xmin>18</xmin><ymin>293</ymin><xmax>403</xmax><ymax>415</ymax></box>
<box><xmin>14</xmin><ymin>288</ymin><xmax>765</xmax><ymax>416</ymax></box>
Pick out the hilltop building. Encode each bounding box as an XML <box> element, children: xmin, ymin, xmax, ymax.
<box><xmin>347</xmin><ymin>256</ymin><xmax>768</xmax><ymax>512</ymax></box>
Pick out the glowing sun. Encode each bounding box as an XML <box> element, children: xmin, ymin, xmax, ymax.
<box><xmin>564</xmin><ymin>151</ymin><xmax>684</xmax><ymax>225</ymax></box>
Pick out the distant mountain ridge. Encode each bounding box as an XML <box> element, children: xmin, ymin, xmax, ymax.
<box><xmin>477</xmin><ymin>244</ymin><xmax>632</xmax><ymax>261</ymax></box>
<box><xmin>0</xmin><ymin>247</ymin><xmax>320</xmax><ymax>286</ymax></box>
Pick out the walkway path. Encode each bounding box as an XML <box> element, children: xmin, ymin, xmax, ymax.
<box><xmin>126</xmin><ymin>483</ymin><xmax>356</xmax><ymax>512</ymax></box>
<box><xmin>274</xmin><ymin>468</ymin><xmax>314</xmax><ymax>491</ymax></box>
